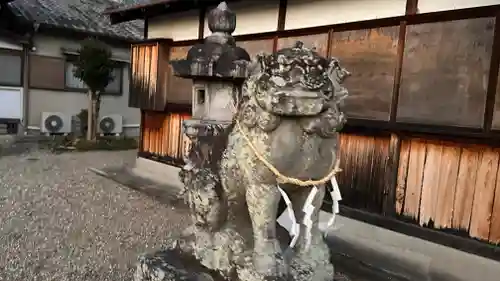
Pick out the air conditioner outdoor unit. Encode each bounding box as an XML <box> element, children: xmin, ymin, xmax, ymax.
<box><xmin>40</xmin><ymin>112</ymin><xmax>72</xmax><ymax>135</ymax></box>
<box><xmin>99</xmin><ymin>114</ymin><xmax>123</xmax><ymax>136</ymax></box>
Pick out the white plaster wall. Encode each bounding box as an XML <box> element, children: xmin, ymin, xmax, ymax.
<box><xmin>285</xmin><ymin>0</ymin><xmax>407</xmax><ymax>30</ymax></box>
<box><xmin>418</xmin><ymin>0</ymin><xmax>500</xmax><ymax>14</ymax></box>
<box><xmin>148</xmin><ymin>10</ymin><xmax>200</xmax><ymax>40</ymax></box>
<box><xmin>0</xmin><ymin>38</ymin><xmax>22</xmax><ymax>50</ymax></box>
<box><xmin>204</xmin><ymin>0</ymin><xmax>280</xmax><ymax>36</ymax></box>
<box><xmin>28</xmin><ymin>35</ymin><xmax>140</xmax><ymax>136</ymax></box>
<box><xmin>145</xmin><ymin>0</ymin><xmax>500</xmax><ymax>40</ymax></box>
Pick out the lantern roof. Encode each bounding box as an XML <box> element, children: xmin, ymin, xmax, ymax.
<box><xmin>170</xmin><ymin>2</ymin><xmax>251</xmax><ymax>80</ymax></box>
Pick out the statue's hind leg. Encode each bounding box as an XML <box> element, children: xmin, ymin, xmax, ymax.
<box><xmin>245</xmin><ymin>182</ymin><xmax>286</xmax><ymax>278</ymax></box>
<box><xmin>289</xmin><ymin>184</ymin><xmax>334</xmax><ymax>281</ymax></box>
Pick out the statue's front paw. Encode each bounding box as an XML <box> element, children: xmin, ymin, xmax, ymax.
<box><xmin>289</xmin><ymin>254</ymin><xmax>334</xmax><ymax>281</ymax></box>
<box><xmin>252</xmin><ymin>244</ymin><xmax>287</xmax><ymax>279</ymax></box>
<box><xmin>253</xmin><ymin>253</ymin><xmax>287</xmax><ymax>279</ymax></box>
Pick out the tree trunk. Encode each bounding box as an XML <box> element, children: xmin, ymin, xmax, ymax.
<box><xmin>94</xmin><ymin>92</ymin><xmax>102</xmax><ymax>139</ymax></box>
<box><xmin>86</xmin><ymin>91</ymin><xmax>102</xmax><ymax>141</ymax></box>
<box><xmin>87</xmin><ymin>91</ymin><xmax>94</xmax><ymax>141</ymax></box>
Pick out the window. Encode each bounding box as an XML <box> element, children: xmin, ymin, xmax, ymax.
<box><xmin>65</xmin><ymin>61</ymin><xmax>123</xmax><ymax>95</ymax></box>
<box><xmin>29</xmin><ymin>55</ymin><xmax>66</xmax><ymax>90</ymax></box>
<box><xmin>0</xmin><ymin>51</ymin><xmax>22</xmax><ymax>86</ymax></box>
<box><xmin>196</xmin><ymin>88</ymin><xmax>206</xmax><ymax>105</ymax></box>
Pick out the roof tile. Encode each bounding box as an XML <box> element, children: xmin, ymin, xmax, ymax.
<box><xmin>8</xmin><ymin>0</ymin><xmax>144</xmax><ymax>41</ymax></box>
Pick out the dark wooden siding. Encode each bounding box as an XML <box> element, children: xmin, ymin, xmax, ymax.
<box><xmin>397</xmin><ymin>18</ymin><xmax>495</xmax><ymax>128</ymax></box>
<box><xmin>236</xmin><ymin>39</ymin><xmax>275</xmax><ymax>59</ymax></box>
<box><xmin>396</xmin><ymin>138</ymin><xmax>500</xmax><ymax>244</ymax></box>
<box><xmin>330</xmin><ymin>27</ymin><xmax>399</xmax><ymax>121</ymax></box>
<box><xmin>492</xmin><ymin>61</ymin><xmax>500</xmax><ymax>129</ymax></box>
<box><xmin>129</xmin><ymin>40</ymin><xmax>173</xmax><ymax>111</ymax></box>
<box><xmin>337</xmin><ymin>133</ymin><xmax>391</xmax><ymax>213</ymax></box>
<box><xmin>134</xmin><ymin>7</ymin><xmax>500</xmax><ymax>248</ymax></box>
<box><xmin>140</xmin><ymin>110</ymin><xmax>191</xmax><ymax>166</ymax></box>
<box><xmin>277</xmin><ymin>33</ymin><xmax>329</xmax><ymax>57</ymax></box>
<box><xmin>167</xmin><ymin>45</ymin><xmax>193</xmax><ymax>105</ymax></box>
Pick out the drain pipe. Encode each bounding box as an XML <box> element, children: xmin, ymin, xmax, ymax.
<box><xmin>21</xmin><ymin>22</ymin><xmax>39</xmax><ymax>135</ymax></box>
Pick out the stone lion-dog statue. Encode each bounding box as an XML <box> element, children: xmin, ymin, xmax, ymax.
<box><xmin>220</xmin><ymin>41</ymin><xmax>349</xmax><ymax>281</ymax></box>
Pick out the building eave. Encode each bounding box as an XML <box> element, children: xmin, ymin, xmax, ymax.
<box><xmin>36</xmin><ymin>23</ymin><xmax>141</xmax><ymax>47</ymax></box>
<box><xmin>0</xmin><ymin>28</ymin><xmax>29</xmax><ymax>45</ymax></box>
<box><xmin>105</xmin><ymin>0</ymin><xmax>245</xmax><ymax>25</ymax></box>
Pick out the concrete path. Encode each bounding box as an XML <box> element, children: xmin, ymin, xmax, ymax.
<box><xmin>325</xmin><ymin>213</ymin><xmax>500</xmax><ymax>281</ymax></box>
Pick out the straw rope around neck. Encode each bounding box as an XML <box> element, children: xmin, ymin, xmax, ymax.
<box><xmin>229</xmin><ymin>100</ymin><xmax>342</xmax><ymax>187</ymax></box>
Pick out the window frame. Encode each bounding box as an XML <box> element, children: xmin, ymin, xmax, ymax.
<box><xmin>0</xmin><ymin>48</ymin><xmax>23</xmax><ymax>87</ymax></box>
<box><xmin>64</xmin><ymin>55</ymin><xmax>124</xmax><ymax>96</ymax></box>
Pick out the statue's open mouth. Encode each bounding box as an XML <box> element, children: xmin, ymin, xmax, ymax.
<box><xmin>259</xmin><ymin>90</ymin><xmax>325</xmax><ymax>116</ymax></box>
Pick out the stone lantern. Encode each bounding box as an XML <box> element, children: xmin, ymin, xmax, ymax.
<box><xmin>170</xmin><ymin>2</ymin><xmax>251</xmax><ymax>235</ymax></box>
<box><xmin>170</xmin><ymin>1</ymin><xmax>250</xmax><ymax>123</ymax></box>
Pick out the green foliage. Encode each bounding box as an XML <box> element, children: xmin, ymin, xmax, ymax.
<box><xmin>76</xmin><ymin>108</ymin><xmax>88</xmax><ymax>136</ymax></box>
<box><xmin>46</xmin><ymin>135</ymin><xmax>138</xmax><ymax>153</ymax></box>
<box><xmin>72</xmin><ymin>38</ymin><xmax>115</xmax><ymax>94</ymax></box>
<box><xmin>73</xmin><ymin>137</ymin><xmax>138</xmax><ymax>151</ymax></box>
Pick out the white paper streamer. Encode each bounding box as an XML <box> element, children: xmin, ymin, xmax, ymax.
<box><xmin>277</xmin><ymin>185</ymin><xmax>300</xmax><ymax>249</ymax></box>
<box><xmin>302</xmin><ymin>185</ymin><xmax>319</xmax><ymax>251</ymax></box>
<box><xmin>326</xmin><ymin>176</ymin><xmax>342</xmax><ymax>230</ymax></box>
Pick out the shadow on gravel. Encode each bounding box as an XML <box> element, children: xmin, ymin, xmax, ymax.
<box><xmin>0</xmin><ymin>141</ymin><xmax>39</xmax><ymax>157</ymax></box>
<box><xmin>0</xmin><ymin>135</ymin><xmax>56</xmax><ymax>157</ymax></box>
<box><xmin>95</xmin><ymin>166</ymin><xmax>188</xmax><ymax>210</ymax></box>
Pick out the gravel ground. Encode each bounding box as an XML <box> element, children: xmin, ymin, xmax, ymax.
<box><xmin>0</xmin><ymin>145</ymin><xmax>400</xmax><ymax>281</ymax></box>
<box><xmin>0</xmin><ymin>149</ymin><xmax>187</xmax><ymax>281</ymax></box>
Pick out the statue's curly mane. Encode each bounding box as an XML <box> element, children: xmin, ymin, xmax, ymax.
<box><xmin>238</xmin><ymin>41</ymin><xmax>349</xmax><ymax>119</ymax></box>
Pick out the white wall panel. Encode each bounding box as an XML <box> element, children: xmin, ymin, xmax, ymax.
<box><xmin>204</xmin><ymin>0</ymin><xmax>280</xmax><ymax>36</ymax></box>
<box><xmin>148</xmin><ymin>10</ymin><xmax>200</xmax><ymax>41</ymax></box>
<box><xmin>0</xmin><ymin>87</ymin><xmax>23</xmax><ymax>120</ymax></box>
<box><xmin>418</xmin><ymin>0</ymin><xmax>500</xmax><ymax>14</ymax></box>
<box><xmin>285</xmin><ymin>0</ymin><xmax>406</xmax><ymax>30</ymax></box>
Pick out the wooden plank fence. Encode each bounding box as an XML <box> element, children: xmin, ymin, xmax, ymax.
<box><xmin>129</xmin><ymin>5</ymin><xmax>500</xmax><ymax>248</ymax></box>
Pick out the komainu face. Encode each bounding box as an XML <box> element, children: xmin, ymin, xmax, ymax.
<box><xmin>242</xmin><ymin>41</ymin><xmax>350</xmax><ymax>117</ymax></box>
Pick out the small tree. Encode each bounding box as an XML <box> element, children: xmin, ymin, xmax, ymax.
<box><xmin>73</xmin><ymin>38</ymin><xmax>115</xmax><ymax>140</ymax></box>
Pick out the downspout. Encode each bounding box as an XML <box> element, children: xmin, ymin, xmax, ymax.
<box><xmin>21</xmin><ymin>22</ymin><xmax>38</xmax><ymax>134</ymax></box>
